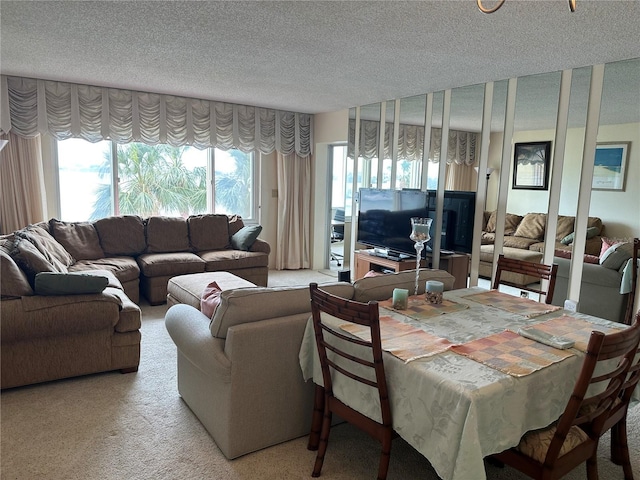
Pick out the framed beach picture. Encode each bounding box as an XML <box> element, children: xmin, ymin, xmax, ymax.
<box><xmin>592</xmin><ymin>142</ymin><xmax>629</xmax><ymax>191</ymax></box>
<box><xmin>512</xmin><ymin>141</ymin><xmax>551</xmax><ymax>190</ymax></box>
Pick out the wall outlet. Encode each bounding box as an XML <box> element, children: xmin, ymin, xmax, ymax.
<box><xmin>520</xmin><ymin>291</ymin><xmax>529</xmax><ymax>298</ymax></box>
<box><xmin>564</xmin><ymin>299</ymin><xmax>579</xmax><ymax>313</ymax></box>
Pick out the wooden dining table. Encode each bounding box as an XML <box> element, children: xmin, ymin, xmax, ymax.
<box><xmin>298</xmin><ymin>286</ymin><xmax>632</xmax><ymax>480</ymax></box>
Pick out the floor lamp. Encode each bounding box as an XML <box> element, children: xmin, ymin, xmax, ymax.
<box><xmin>475</xmin><ymin>167</ymin><xmax>496</xmax><ymax>204</ymax></box>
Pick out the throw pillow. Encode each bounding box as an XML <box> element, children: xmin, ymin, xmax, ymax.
<box><xmin>34</xmin><ymin>272</ymin><xmax>109</xmax><ymax>295</ymax></box>
<box><xmin>599</xmin><ymin>237</ymin><xmax>622</xmax><ymax>258</ymax></box>
<box><xmin>230</xmin><ymin>225</ymin><xmax>262</xmax><ymax>251</ymax></box>
<box><xmin>201</xmin><ymin>281</ymin><xmax>223</xmax><ymax>318</ymax></box>
<box><xmin>600</xmin><ymin>242</ymin><xmax>634</xmax><ymax>270</ymax></box>
<box><xmin>560</xmin><ymin>226</ymin><xmax>600</xmax><ymax>245</ymax></box>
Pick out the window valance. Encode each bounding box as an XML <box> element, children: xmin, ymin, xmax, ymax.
<box><xmin>0</xmin><ymin>76</ymin><xmax>313</xmax><ymax>157</ymax></box>
<box><xmin>348</xmin><ymin>119</ymin><xmax>479</xmax><ymax>165</ymax></box>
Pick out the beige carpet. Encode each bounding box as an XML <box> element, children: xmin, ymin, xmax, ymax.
<box><xmin>1</xmin><ymin>269</ymin><xmax>638</xmax><ymax>480</ymax></box>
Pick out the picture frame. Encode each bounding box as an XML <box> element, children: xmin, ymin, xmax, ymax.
<box><xmin>592</xmin><ymin>142</ymin><xmax>629</xmax><ymax>191</ymax></box>
<box><xmin>512</xmin><ymin>141</ymin><xmax>551</xmax><ymax>190</ymax></box>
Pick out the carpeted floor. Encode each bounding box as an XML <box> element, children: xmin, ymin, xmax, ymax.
<box><xmin>1</xmin><ymin>269</ymin><xmax>638</xmax><ymax>479</ymax></box>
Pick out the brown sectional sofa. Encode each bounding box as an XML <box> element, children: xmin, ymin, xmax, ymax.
<box><xmin>0</xmin><ymin>213</ymin><xmax>270</xmax><ymax>389</ymax></box>
<box><xmin>478</xmin><ymin>211</ymin><xmax>604</xmax><ymax>286</ymax></box>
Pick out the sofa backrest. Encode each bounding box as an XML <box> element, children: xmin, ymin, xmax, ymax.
<box><xmin>187</xmin><ymin>214</ymin><xmax>231</xmax><ymax>252</ymax></box>
<box><xmin>210</xmin><ymin>282</ymin><xmax>355</xmax><ymax>339</ymax></box>
<box><xmin>145</xmin><ymin>216</ymin><xmax>190</xmax><ymax>253</ymax></box>
<box><xmin>352</xmin><ymin>269</ymin><xmax>456</xmax><ymax>302</ymax></box>
<box><xmin>94</xmin><ymin>215</ymin><xmax>146</xmax><ymax>256</ymax></box>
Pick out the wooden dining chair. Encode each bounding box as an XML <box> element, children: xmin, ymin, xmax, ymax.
<box><xmin>493</xmin><ymin>254</ymin><xmax>558</xmax><ymax>304</ymax></box>
<box><xmin>491</xmin><ymin>315</ymin><xmax>640</xmax><ymax>480</ymax></box>
<box><xmin>623</xmin><ymin>238</ymin><xmax>639</xmax><ymax>325</ymax></box>
<box><xmin>307</xmin><ymin>282</ymin><xmax>394</xmax><ymax>480</ymax></box>
<box><xmin>604</xmin><ymin>311</ymin><xmax>640</xmax><ymax>480</ymax></box>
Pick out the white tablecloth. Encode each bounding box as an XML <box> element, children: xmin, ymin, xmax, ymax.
<box><xmin>298</xmin><ymin>287</ymin><xmax>626</xmax><ymax>480</ymax></box>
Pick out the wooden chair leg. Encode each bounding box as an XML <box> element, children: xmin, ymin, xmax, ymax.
<box><xmin>308</xmin><ymin>384</ymin><xmax>324</xmax><ymax>451</ymax></box>
<box><xmin>377</xmin><ymin>434</ymin><xmax>393</xmax><ymax>480</ymax></box>
<box><xmin>312</xmin><ymin>404</ymin><xmax>332</xmax><ymax>478</ymax></box>
<box><xmin>586</xmin><ymin>453</ymin><xmax>599</xmax><ymax>480</ymax></box>
<box><xmin>611</xmin><ymin>421</ymin><xmax>634</xmax><ymax>480</ymax></box>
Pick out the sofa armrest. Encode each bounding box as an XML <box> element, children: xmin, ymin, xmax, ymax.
<box><xmin>249</xmin><ymin>238</ymin><xmax>271</xmax><ymax>255</ymax></box>
<box><xmin>165</xmin><ymin>304</ymin><xmax>231</xmax><ymax>379</ymax></box>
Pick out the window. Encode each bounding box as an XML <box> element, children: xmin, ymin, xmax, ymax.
<box><xmin>56</xmin><ymin>139</ymin><xmax>256</xmax><ymax>222</ymax></box>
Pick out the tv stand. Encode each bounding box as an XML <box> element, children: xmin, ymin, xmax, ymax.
<box><xmin>355</xmin><ymin>251</ymin><xmax>469</xmax><ymax>290</ymax></box>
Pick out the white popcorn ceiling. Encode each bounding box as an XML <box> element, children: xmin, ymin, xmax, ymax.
<box><xmin>1</xmin><ymin>1</ymin><xmax>639</xmax><ymax>129</ymax></box>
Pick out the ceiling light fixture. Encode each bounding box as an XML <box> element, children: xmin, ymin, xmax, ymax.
<box><xmin>477</xmin><ymin>0</ymin><xmax>576</xmax><ymax>13</ymax></box>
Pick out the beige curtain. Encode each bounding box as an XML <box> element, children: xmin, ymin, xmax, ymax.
<box><xmin>0</xmin><ymin>132</ymin><xmax>46</xmax><ymax>234</ymax></box>
<box><xmin>1</xmin><ymin>75</ymin><xmax>313</xmax><ymax>157</ymax></box>
<box><xmin>445</xmin><ymin>162</ymin><xmax>477</xmax><ymax>191</ymax></box>
<box><xmin>275</xmin><ymin>152</ymin><xmax>310</xmax><ymax>270</ymax></box>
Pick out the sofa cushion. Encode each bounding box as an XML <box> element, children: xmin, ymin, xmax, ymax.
<box><xmin>200</xmin><ymin>250</ymin><xmax>269</xmax><ymax>271</ymax></box>
<box><xmin>94</xmin><ymin>215</ymin><xmax>146</xmax><ymax>256</ymax></box>
<box><xmin>352</xmin><ymin>269</ymin><xmax>455</xmax><ymax>303</ymax></box>
<box><xmin>34</xmin><ymin>272</ymin><xmax>109</xmax><ymax>295</ymax></box>
<box><xmin>228</xmin><ymin>214</ymin><xmax>245</xmax><ymax>236</ymax></box>
<box><xmin>49</xmin><ymin>219</ymin><xmax>105</xmax><ymax>260</ymax></box>
<box><xmin>210</xmin><ymin>282</ymin><xmax>355</xmax><ymax>339</ymax></box>
<box><xmin>188</xmin><ymin>214</ymin><xmax>231</xmax><ymax>252</ymax></box>
<box><xmin>503</xmin><ymin>236</ymin><xmax>539</xmax><ymax>250</ymax></box>
<box><xmin>514</xmin><ymin>213</ymin><xmax>547</xmax><ymax>240</ymax></box>
<box><xmin>137</xmin><ymin>252</ymin><xmax>206</xmax><ymax>277</ymax></box>
<box><xmin>555</xmin><ymin>215</ymin><xmax>576</xmax><ymax>242</ymax></box>
<box><xmin>600</xmin><ymin>242</ymin><xmax>634</xmax><ymax>270</ymax></box>
<box><xmin>230</xmin><ymin>225</ymin><xmax>262</xmax><ymax>251</ymax></box>
<box><xmin>10</xmin><ymin>236</ymin><xmax>67</xmax><ymax>286</ymax></box>
<box><xmin>0</xmin><ymin>235</ymin><xmax>33</xmax><ymax>297</ymax></box>
<box><xmin>485</xmin><ymin>212</ymin><xmax>524</xmax><ymax>235</ymax></box>
<box><xmin>16</xmin><ymin>224</ymin><xmax>74</xmax><ymax>268</ymax></box>
<box><xmin>70</xmin><ymin>256</ymin><xmax>140</xmax><ymax>283</ymax></box>
<box><xmin>145</xmin><ymin>216</ymin><xmax>190</xmax><ymax>253</ymax></box>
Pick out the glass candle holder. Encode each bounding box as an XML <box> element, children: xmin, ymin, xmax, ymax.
<box><xmin>410</xmin><ymin>217</ymin><xmax>432</xmax><ymax>296</ymax></box>
<box><xmin>425</xmin><ymin>280</ymin><xmax>444</xmax><ymax>304</ymax></box>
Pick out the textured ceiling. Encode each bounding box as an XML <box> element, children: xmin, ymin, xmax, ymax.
<box><xmin>1</xmin><ymin>1</ymin><xmax>639</xmax><ymax>128</ymax></box>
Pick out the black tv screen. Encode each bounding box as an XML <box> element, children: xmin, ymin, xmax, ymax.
<box><xmin>357</xmin><ymin>188</ymin><xmax>476</xmax><ymax>256</ymax></box>
<box><xmin>357</xmin><ymin>189</ymin><xmax>429</xmax><ymax>257</ymax></box>
<box><xmin>426</xmin><ymin>190</ymin><xmax>476</xmax><ymax>254</ymax></box>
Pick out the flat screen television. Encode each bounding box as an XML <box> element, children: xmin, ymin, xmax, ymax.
<box><xmin>357</xmin><ymin>188</ymin><xmax>476</xmax><ymax>257</ymax></box>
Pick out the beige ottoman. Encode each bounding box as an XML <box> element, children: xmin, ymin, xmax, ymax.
<box><xmin>167</xmin><ymin>272</ymin><xmax>256</xmax><ymax>310</ymax></box>
<box><xmin>479</xmin><ymin>245</ymin><xmax>544</xmax><ymax>287</ymax></box>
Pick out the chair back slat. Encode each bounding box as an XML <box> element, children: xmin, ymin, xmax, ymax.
<box><xmin>493</xmin><ymin>254</ymin><xmax>558</xmax><ymax>303</ymax></box>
